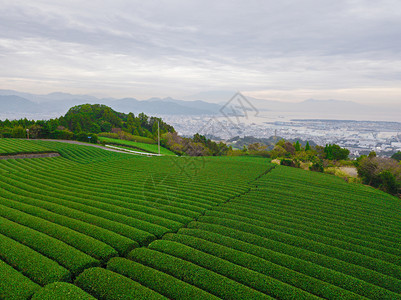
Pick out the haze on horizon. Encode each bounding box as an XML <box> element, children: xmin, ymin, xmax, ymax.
<box><xmin>0</xmin><ymin>0</ymin><xmax>400</xmax><ymax>106</ymax></box>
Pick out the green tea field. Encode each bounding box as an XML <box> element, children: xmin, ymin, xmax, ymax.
<box><xmin>0</xmin><ymin>139</ymin><xmax>400</xmax><ymax>299</ymax></box>
<box><xmin>98</xmin><ymin>137</ymin><xmax>176</xmax><ymax>155</ymax></box>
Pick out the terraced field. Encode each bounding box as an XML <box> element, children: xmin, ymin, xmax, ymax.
<box><xmin>0</xmin><ymin>138</ymin><xmax>400</xmax><ymax>299</ymax></box>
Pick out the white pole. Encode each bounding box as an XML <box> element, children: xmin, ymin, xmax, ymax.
<box><xmin>158</xmin><ymin>121</ymin><xmax>160</xmax><ymax>155</ymax></box>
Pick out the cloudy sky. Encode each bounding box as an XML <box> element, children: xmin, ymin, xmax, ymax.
<box><xmin>0</xmin><ymin>0</ymin><xmax>400</xmax><ymax>104</ymax></box>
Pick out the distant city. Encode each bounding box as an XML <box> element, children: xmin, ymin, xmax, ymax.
<box><xmin>160</xmin><ymin>115</ymin><xmax>401</xmax><ymax>157</ymax></box>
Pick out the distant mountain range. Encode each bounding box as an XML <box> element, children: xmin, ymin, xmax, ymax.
<box><xmin>0</xmin><ymin>89</ymin><xmax>399</xmax><ymax>121</ymax></box>
<box><xmin>0</xmin><ymin>90</ymin><xmax>221</xmax><ymax>117</ymax></box>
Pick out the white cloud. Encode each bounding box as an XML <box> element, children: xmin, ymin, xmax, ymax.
<box><xmin>0</xmin><ymin>0</ymin><xmax>400</xmax><ymax>104</ymax></box>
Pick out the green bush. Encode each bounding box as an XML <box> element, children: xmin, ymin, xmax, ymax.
<box><xmin>74</xmin><ymin>267</ymin><xmax>166</xmax><ymax>300</ymax></box>
<box><xmin>197</xmin><ymin>215</ymin><xmax>401</xmax><ymax>284</ymax></box>
<box><xmin>0</xmin><ymin>216</ymin><xmax>100</xmax><ymax>275</ymax></box>
<box><xmin>149</xmin><ymin>239</ymin><xmax>319</xmax><ymax>299</ymax></box>
<box><xmin>164</xmin><ymin>232</ymin><xmax>363</xmax><ymax>299</ymax></box>
<box><xmin>0</xmin><ymin>178</ymin><xmax>156</xmax><ymax>246</ymax></box>
<box><xmin>187</xmin><ymin>222</ymin><xmax>401</xmax><ymax>299</ymax></box>
<box><xmin>0</xmin><ymin>203</ymin><xmax>118</xmax><ymax>261</ymax></box>
<box><xmin>0</xmin><ymin>260</ymin><xmax>40</xmax><ymax>299</ymax></box>
<box><xmin>128</xmin><ymin>247</ymin><xmax>271</xmax><ymax>299</ymax></box>
<box><xmin>0</xmin><ymin>233</ymin><xmax>71</xmax><ymax>286</ymax></box>
<box><xmin>107</xmin><ymin>257</ymin><xmax>218</xmax><ymax>300</ymax></box>
<box><xmin>32</xmin><ymin>282</ymin><xmax>96</xmax><ymax>300</ymax></box>
<box><xmin>0</xmin><ymin>195</ymin><xmax>137</xmax><ymax>256</ymax></box>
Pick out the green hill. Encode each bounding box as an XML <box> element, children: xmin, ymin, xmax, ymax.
<box><xmin>0</xmin><ymin>139</ymin><xmax>400</xmax><ymax>299</ymax></box>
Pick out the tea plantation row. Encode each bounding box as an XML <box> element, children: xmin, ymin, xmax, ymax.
<box><xmin>0</xmin><ymin>139</ymin><xmax>400</xmax><ymax>299</ymax></box>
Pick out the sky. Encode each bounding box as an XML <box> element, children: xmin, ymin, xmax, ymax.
<box><xmin>0</xmin><ymin>0</ymin><xmax>400</xmax><ymax>104</ymax></box>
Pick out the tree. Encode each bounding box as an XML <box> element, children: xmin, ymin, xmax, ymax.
<box><xmin>391</xmin><ymin>151</ymin><xmax>401</xmax><ymax>162</ymax></box>
<box><xmin>283</xmin><ymin>142</ymin><xmax>296</xmax><ymax>156</ymax></box>
<box><xmin>270</xmin><ymin>145</ymin><xmax>287</xmax><ymax>159</ymax></box>
<box><xmin>324</xmin><ymin>144</ymin><xmax>349</xmax><ymax>160</ymax></box>
<box><xmin>357</xmin><ymin>156</ymin><xmax>401</xmax><ymax>196</ymax></box>
<box><xmin>310</xmin><ymin>160</ymin><xmax>324</xmax><ymax>172</ymax></box>
<box><xmin>294</xmin><ymin>141</ymin><xmax>301</xmax><ymax>151</ymax></box>
<box><xmin>11</xmin><ymin>126</ymin><xmax>26</xmax><ymax>138</ymax></box>
<box><xmin>378</xmin><ymin>170</ymin><xmax>399</xmax><ymax>195</ymax></box>
<box><xmin>305</xmin><ymin>141</ymin><xmax>310</xmax><ymax>151</ymax></box>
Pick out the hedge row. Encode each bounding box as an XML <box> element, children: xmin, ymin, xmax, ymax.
<box><xmin>11</xmin><ymin>157</ymin><xmax>201</xmax><ymax>220</ymax></box>
<box><xmin>241</xmin><ymin>189</ymin><xmax>401</xmax><ymax>239</ymax></box>
<box><xmin>0</xmin><ymin>259</ymin><xmax>40</xmax><ymax>299</ymax></box>
<box><xmin>0</xmin><ymin>176</ymin><xmax>160</xmax><ymax>244</ymax></box>
<box><xmin>32</xmin><ymin>282</ymin><xmax>96</xmax><ymax>300</ymax></box>
<box><xmin>107</xmin><ymin>257</ymin><xmax>219</xmax><ymax>300</ymax></box>
<box><xmin>6</xmin><ymin>169</ymin><xmax>184</xmax><ymax>232</ymax></box>
<box><xmin>197</xmin><ymin>215</ymin><xmax>401</xmax><ymax>289</ymax></box>
<box><xmin>219</xmin><ymin>202</ymin><xmax>401</xmax><ymax>255</ymax></box>
<box><xmin>148</xmin><ymin>239</ymin><xmax>319</xmax><ymax>300</ymax></box>
<box><xmin>3</xmin><ymin>160</ymin><xmax>209</xmax><ymax>217</ymax></box>
<box><xmin>9</xmin><ymin>149</ymin><xmax>251</xmax><ymax>212</ymax></box>
<box><xmin>0</xmin><ymin>233</ymin><xmax>71</xmax><ymax>286</ymax></box>
<box><xmin>164</xmin><ymin>232</ymin><xmax>364</xmax><ymax>299</ymax></box>
<box><xmin>127</xmin><ymin>247</ymin><xmax>272</xmax><ymax>299</ymax></box>
<box><xmin>231</xmin><ymin>195</ymin><xmax>401</xmax><ymax>247</ymax></box>
<box><xmin>74</xmin><ymin>267</ymin><xmax>167</xmax><ymax>300</ymax></box>
<box><xmin>0</xmin><ymin>195</ymin><xmax>137</xmax><ymax>255</ymax></box>
<box><xmin>0</xmin><ymin>216</ymin><xmax>99</xmax><ymax>275</ymax></box>
<box><xmin>204</xmin><ymin>209</ymin><xmax>401</xmax><ymax>266</ymax></box>
<box><xmin>0</xmin><ymin>138</ymin><xmax>51</xmax><ymax>154</ymax></box>
<box><xmin>0</xmin><ymin>202</ymin><xmax>117</xmax><ymax>261</ymax></box>
<box><xmin>186</xmin><ymin>223</ymin><xmax>401</xmax><ymax>299</ymax></box>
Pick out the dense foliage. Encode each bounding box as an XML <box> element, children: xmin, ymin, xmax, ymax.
<box><xmin>357</xmin><ymin>154</ymin><xmax>401</xmax><ymax>196</ymax></box>
<box><xmin>0</xmin><ymin>104</ymin><xmax>175</xmax><ymax>144</ymax></box>
<box><xmin>392</xmin><ymin>151</ymin><xmax>401</xmax><ymax>162</ymax></box>
<box><xmin>161</xmin><ymin>132</ymin><xmax>229</xmax><ymax>156</ymax></box>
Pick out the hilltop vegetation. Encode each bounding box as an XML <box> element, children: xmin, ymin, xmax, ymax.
<box><xmin>0</xmin><ymin>139</ymin><xmax>400</xmax><ymax>299</ymax></box>
<box><xmin>0</xmin><ymin>104</ymin><xmax>174</xmax><ymax>143</ymax></box>
<box><xmin>0</xmin><ymin>103</ymin><xmax>227</xmax><ymax>156</ymax></box>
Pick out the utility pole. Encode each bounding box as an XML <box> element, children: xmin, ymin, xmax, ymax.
<box><xmin>157</xmin><ymin>121</ymin><xmax>160</xmax><ymax>155</ymax></box>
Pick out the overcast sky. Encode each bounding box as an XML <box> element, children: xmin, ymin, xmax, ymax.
<box><xmin>0</xmin><ymin>0</ymin><xmax>400</xmax><ymax>104</ymax></box>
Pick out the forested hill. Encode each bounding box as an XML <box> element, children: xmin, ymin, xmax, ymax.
<box><xmin>60</xmin><ymin>104</ymin><xmax>175</xmax><ymax>136</ymax></box>
<box><xmin>0</xmin><ymin>104</ymin><xmax>175</xmax><ymax>142</ymax></box>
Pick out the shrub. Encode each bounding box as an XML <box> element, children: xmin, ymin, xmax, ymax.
<box><xmin>0</xmin><ymin>260</ymin><xmax>40</xmax><ymax>299</ymax></box>
<box><xmin>0</xmin><ymin>216</ymin><xmax>100</xmax><ymax>275</ymax></box>
<box><xmin>74</xmin><ymin>268</ymin><xmax>166</xmax><ymax>300</ymax></box>
<box><xmin>0</xmin><ymin>233</ymin><xmax>71</xmax><ymax>286</ymax></box>
<box><xmin>280</xmin><ymin>158</ymin><xmax>300</xmax><ymax>168</ymax></box>
<box><xmin>107</xmin><ymin>257</ymin><xmax>218</xmax><ymax>300</ymax></box>
<box><xmin>128</xmin><ymin>247</ymin><xmax>270</xmax><ymax>299</ymax></box>
<box><xmin>149</xmin><ymin>239</ymin><xmax>318</xmax><ymax>299</ymax></box>
<box><xmin>32</xmin><ymin>282</ymin><xmax>96</xmax><ymax>300</ymax></box>
<box><xmin>0</xmin><ymin>196</ymin><xmax>137</xmax><ymax>255</ymax></box>
<box><xmin>187</xmin><ymin>222</ymin><xmax>401</xmax><ymax>298</ymax></box>
<box><xmin>0</xmin><ymin>202</ymin><xmax>118</xmax><ymax>261</ymax></box>
<box><xmin>164</xmin><ymin>232</ymin><xmax>363</xmax><ymax>299</ymax></box>
<box><xmin>310</xmin><ymin>160</ymin><xmax>324</xmax><ymax>172</ymax></box>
